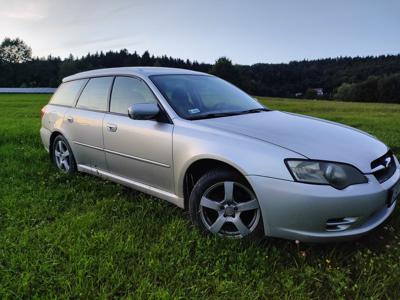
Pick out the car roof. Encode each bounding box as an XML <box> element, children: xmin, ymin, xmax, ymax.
<box><xmin>62</xmin><ymin>67</ymin><xmax>208</xmax><ymax>82</ymax></box>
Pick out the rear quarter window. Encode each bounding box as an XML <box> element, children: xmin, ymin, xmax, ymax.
<box><xmin>50</xmin><ymin>79</ymin><xmax>86</xmax><ymax>106</ymax></box>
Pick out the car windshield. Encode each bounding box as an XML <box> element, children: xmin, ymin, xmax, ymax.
<box><xmin>150</xmin><ymin>74</ymin><xmax>267</xmax><ymax>120</ymax></box>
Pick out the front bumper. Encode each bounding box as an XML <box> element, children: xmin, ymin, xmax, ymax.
<box><xmin>247</xmin><ymin>166</ymin><xmax>399</xmax><ymax>242</ymax></box>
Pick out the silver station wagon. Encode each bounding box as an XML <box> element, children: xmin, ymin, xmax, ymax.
<box><xmin>40</xmin><ymin>67</ymin><xmax>400</xmax><ymax>242</ymax></box>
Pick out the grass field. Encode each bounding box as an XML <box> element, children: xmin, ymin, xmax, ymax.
<box><xmin>1</xmin><ymin>93</ymin><xmax>400</xmax><ymax>299</ymax></box>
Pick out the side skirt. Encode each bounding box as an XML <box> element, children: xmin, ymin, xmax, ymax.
<box><xmin>77</xmin><ymin>164</ymin><xmax>184</xmax><ymax>208</ymax></box>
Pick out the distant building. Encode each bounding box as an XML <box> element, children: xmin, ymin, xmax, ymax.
<box><xmin>310</xmin><ymin>88</ymin><xmax>324</xmax><ymax>97</ymax></box>
<box><xmin>0</xmin><ymin>88</ymin><xmax>56</xmax><ymax>94</ymax></box>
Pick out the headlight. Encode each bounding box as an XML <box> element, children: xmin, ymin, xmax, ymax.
<box><xmin>285</xmin><ymin>159</ymin><xmax>368</xmax><ymax>190</ymax></box>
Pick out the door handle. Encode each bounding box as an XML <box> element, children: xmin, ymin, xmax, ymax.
<box><xmin>106</xmin><ymin>123</ymin><xmax>118</xmax><ymax>132</ymax></box>
<box><xmin>67</xmin><ymin>116</ymin><xmax>74</xmax><ymax>123</ymax></box>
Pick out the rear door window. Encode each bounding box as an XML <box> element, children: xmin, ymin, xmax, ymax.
<box><xmin>50</xmin><ymin>79</ymin><xmax>86</xmax><ymax>106</ymax></box>
<box><xmin>110</xmin><ymin>76</ymin><xmax>157</xmax><ymax>115</ymax></box>
<box><xmin>76</xmin><ymin>77</ymin><xmax>114</xmax><ymax>111</ymax></box>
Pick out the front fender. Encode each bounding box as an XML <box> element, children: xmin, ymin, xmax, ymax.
<box><xmin>172</xmin><ymin>119</ymin><xmax>305</xmax><ymax>198</ymax></box>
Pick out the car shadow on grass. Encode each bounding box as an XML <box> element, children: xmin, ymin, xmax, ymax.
<box><xmin>390</xmin><ymin>146</ymin><xmax>400</xmax><ymax>154</ymax></box>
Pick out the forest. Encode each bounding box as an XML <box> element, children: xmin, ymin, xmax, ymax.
<box><xmin>1</xmin><ymin>38</ymin><xmax>399</xmax><ymax>103</ymax></box>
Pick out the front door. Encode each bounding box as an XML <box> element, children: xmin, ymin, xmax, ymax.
<box><xmin>103</xmin><ymin>76</ymin><xmax>174</xmax><ymax>192</ymax></box>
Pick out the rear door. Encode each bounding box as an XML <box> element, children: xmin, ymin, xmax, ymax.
<box><xmin>65</xmin><ymin>76</ymin><xmax>114</xmax><ymax>171</ymax></box>
<box><xmin>103</xmin><ymin>76</ymin><xmax>174</xmax><ymax>192</ymax></box>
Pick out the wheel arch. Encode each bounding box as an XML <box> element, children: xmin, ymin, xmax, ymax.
<box><xmin>49</xmin><ymin>131</ymin><xmax>64</xmax><ymax>162</ymax></box>
<box><xmin>182</xmin><ymin>157</ymin><xmax>252</xmax><ymax>210</ymax></box>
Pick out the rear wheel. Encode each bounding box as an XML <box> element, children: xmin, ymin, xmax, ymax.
<box><xmin>51</xmin><ymin>135</ymin><xmax>76</xmax><ymax>175</ymax></box>
<box><xmin>189</xmin><ymin>169</ymin><xmax>263</xmax><ymax>239</ymax></box>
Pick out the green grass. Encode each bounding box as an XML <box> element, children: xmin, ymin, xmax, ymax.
<box><xmin>1</xmin><ymin>94</ymin><xmax>400</xmax><ymax>299</ymax></box>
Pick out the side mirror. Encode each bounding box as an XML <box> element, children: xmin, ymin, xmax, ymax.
<box><xmin>128</xmin><ymin>103</ymin><xmax>160</xmax><ymax>120</ymax></box>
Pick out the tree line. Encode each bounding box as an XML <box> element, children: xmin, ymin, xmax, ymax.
<box><xmin>1</xmin><ymin>38</ymin><xmax>399</xmax><ymax>103</ymax></box>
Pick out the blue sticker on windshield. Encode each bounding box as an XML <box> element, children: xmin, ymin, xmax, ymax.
<box><xmin>188</xmin><ymin>108</ymin><xmax>200</xmax><ymax>114</ymax></box>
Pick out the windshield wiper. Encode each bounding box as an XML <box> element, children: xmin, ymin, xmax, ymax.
<box><xmin>188</xmin><ymin>111</ymin><xmax>243</xmax><ymax>120</ymax></box>
<box><xmin>237</xmin><ymin>107</ymin><xmax>270</xmax><ymax>114</ymax></box>
<box><xmin>188</xmin><ymin>107</ymin><xmax>270</xmax><ymax>120</ymax></box>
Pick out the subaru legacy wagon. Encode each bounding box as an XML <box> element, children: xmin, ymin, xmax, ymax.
<box><xmin>40</xmin><ymin>67</ymin><xmax>400</xmax><ymax>242</ymax></box>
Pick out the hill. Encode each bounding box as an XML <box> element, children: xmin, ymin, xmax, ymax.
<box><xmin>1</xmin><ymin>44</ymin><xmax>400</xmax><ymax>102</ymax></box>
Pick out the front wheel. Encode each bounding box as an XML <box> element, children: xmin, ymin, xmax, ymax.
<box><xmin>51</xmin><ymin>135</ymin><xmax>77</xmax><ymax>175</ymax></box>
<box><xmin>189</xmin><ymin>169</ymin><xmax>264</xmax><ymax>239</ymax></box>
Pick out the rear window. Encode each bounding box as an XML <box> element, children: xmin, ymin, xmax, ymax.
<box><xmin>50</xmin><ymin>80</ymin><xmax>86</xmax><ymax>106</ymax></box>
<box><xmin>76</xmin><ymin>77</ymin><xmax>114</xmax><ymax>111</ymax></box>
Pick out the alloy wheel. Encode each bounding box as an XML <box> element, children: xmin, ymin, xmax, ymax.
<box><xmin>54</xmin><ymin>140</ymin><xmax>71</xmax><ymax>172</ymax></box>
<box><xmin>199</xmin><ymin>181</ymin><xmax>260</xmax><ymax>238</ymax></box>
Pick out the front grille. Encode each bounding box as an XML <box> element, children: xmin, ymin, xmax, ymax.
<box><xmin>371</xmin><ymin>150</ymin><xmax>396</xmax><ymax>183</ymax></box>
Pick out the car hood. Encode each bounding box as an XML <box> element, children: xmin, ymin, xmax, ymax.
<box><xmin>196</xmin><ymin>111</ymin><xmax>388</xmax><ymax>173</ymax></box>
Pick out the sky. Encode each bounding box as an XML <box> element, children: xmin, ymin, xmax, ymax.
<box><xmin>0</xmin><ymin>0</ymin><xmax>399</xmax><ymax>65</ymax></box>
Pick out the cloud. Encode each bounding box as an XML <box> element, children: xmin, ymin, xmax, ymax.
<box><xmin>61</xmin><ymin>1</ymin><xmax>140</xmax><ymax>27</ymax></box>
<box><xmin>0</xmin><ymin>1</ymin><xmax>47</xmax><ymax>21</ymax></box>
<box><xmin>0</xmin><ymin>11</ymin><xmax>44</xmax><ymax>21</ymax></box>
<box><xmin>61</xmin><ymin>36</ymin><xmax>145</xmax><ymax>51</ymax></box>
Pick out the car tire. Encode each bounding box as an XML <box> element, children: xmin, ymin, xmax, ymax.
<box><xmin>189</xmin><ymin>169</ymin><xmax>264</xmax><ymax>239</ymax></box>
<box><xmin>51</xmin><ymin>135</ymin><xmax>77</xmax><ymax>175</ymax></box>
